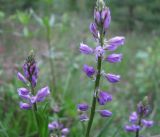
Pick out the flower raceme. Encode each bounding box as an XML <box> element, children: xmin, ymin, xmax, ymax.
<box><xmin>17</xmin><ymin>52</ymin><xmax>50</xmax><ymax>110</ymax></box>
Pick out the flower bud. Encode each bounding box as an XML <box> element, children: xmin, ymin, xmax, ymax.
<box><xmin>103</xmin><ymin>73</ymin><xmax>120</xmax><ymax>83</ymax></box>
<box><xmin>125</xmin><ymin>125</ymin><xmax>140</xmax><ymax>132</ymax></box>
<box><xmin>103</xmin><ymin>8</ymin><xmax>111</xmax><ymax>30</ymax></box>
<box><xmin>61</xmin><ymin>128</ymin><xmax>69</xmax><ymax>135</ymax></box>
<box><xmin>129</xmin><ymin>112</ymin><xmax>138</xmax><ymax>123</ymax></box>
<box><xmin>94</xmin><ymin>9</ymin><xmax>101</xmax><ymax>24</ymax></box>
<box><xmin>80</xmin><ymin>43</ymin><xmax>93</xmax><ymax>54</ymax></box>
<box><xmin>108</xmin><ymin>36</ymin><xmax>125</xmax><ymax>47</ymax></box>
<box><xmin>79</xmin><ymin>114</ymin><xmax>89</xmax><ymax>122</ymax></box>
<box><xmin>89</xmin><ymin>23</ymin><xmax>99</xmax><ymax>39</ymax></box>
<box><xmin>106</xmin><ymin>53</ymin><xmax>122</xmax><ymax>63</ymax></box>
<box><xmin>19</xmin><ymin>102</ymin><xmax>32</xmax><ymax>110</ymax></box>
<box><xmin>77</xmin><ymin>103</ymin><xmax>89</xmax><ymax>111</ymax></box>
<box><xmin>83</xmin><ymin>64</ymin><xmax>95</xmax><ymax>78</ymax></box>
<box><xmin>97</xmin><ymin>91</ymin><xmax>112</xmax><ymax>105</ymax></box>
<box><xmin>98</xmin><ymin>110</ymin><xmax>112</xmax><ymax>117</ymax></box>
<box><xmin>141</xmin><ymin>119</ymin><xmax>154</xmax><ymax>128</ymax></box>
<box><xmin>17</xmin><ymin>72</ymin><xmax>27</xmax><ymax>83</ymax></box>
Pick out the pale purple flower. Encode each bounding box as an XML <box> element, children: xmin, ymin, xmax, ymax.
<box><xmin>34</xmin><ymin>86</ymin><xmax>50</xmax><ymax>103</ymax></box>
<box><xmin>94</xmin><ymin>46</ymin><xmax>104</xmax><ymax>58</ymax></box>
<box><xmin>125</xmin><ymin>125</ymin><xmax>140</xmax><ymax>132</ymax></box>
<box><xmin>17</xmin><ymin>88</ymin><xmax>30</xmax><ymax>95</ymax></box>
<box><xmin>141</xmin><ymin>119</ymin><xmax>154</xmax><ymax>128</ymax></box>
<box><xmin>79</xmin><ymin>114</ymin><xmax>89</xmax><ymax>122</ymax></box>
<box><xmin>101</xmin><ymin>8</ymin><xmax>108</xmax><ymax>21</ymax></box>
<box><xmin>103</xmin><ymin>73</ymin><xmax>120</xmax><ymax>83</ymax></box>
<box><xmin>77</xmin><ymin>103</ymin><xmax>89</xmax><ymax>111</ymax></box>
<box><xmin>17</xmin><ymin>72</ymin><xmax>27</xmax><ymax>83</ymax></box>
<box><xmin>98</xmin><ymin>110</ymin><xmax>112</xmax><ymax>117</ymax></box>
<box><xmin>48</xmin><ymin>121</ymin><xmax>59</xmax><ymax>130</ymax></box>
<box><xmin>106</xmin><ymin>53</ymin><xmax>122</xmax><ymax>63</ymax></box>
<box><xmin>97</xmin><ymin>91</ymin><xmax>112</xmax><ymax>105</ymax></box>
<box><xmin>19</xmin><ymin>102</ymin><xmax>32</xmax><ymax>110</ymax></box>
<box><xmin>103</xmin><ymin>8</ymin><xmax>111</xmax><ymax>30</ymax></box>
<box><xmin>89</xmin><ymin>23</ymin><xmax>99</xmax><ymax>39</ymax></box>
<box><xmin>83</xmin><ymin>64</ymin><xmax>95</xmax><ymax>78</ymax></box>
<box><xmin>61</xmin><ymin>128</ymin><xmax>70</xmax><ymax>135</ymax></box>
<box><xmin>129</xmin><ymin>112</ymin><xmax>138</xmax><ymax>123</ymax></box>
<box><xmin>80</xmin><ymin>43</ymin><xmax>93</xmax><ymax>54</ymax></box>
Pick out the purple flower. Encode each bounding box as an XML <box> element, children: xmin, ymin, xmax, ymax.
<box><xmin>48</xmin><ymin>121</ymin><xmax>59</xmax><ymax>130</ymax></box>
<box><xmin>141</xmin><ymin>119</ymin><xmax>154</xmax><ymax>128</ymax></box>
<box><xmin>137</xmin><ymin>102</ymin><xmax>149</xmax><ymax>116</ymax></box>
<box><xmin>98</xmin><ymin>110</ymin><xmax>112</xmax><ymax>117</ymax></box>
<box><xmin>61</xmin><ymin>128</ymin><xmax>70</xmax><ymax>135</ymax></box>
<box><xmin>106</xmin><ymin>53</ymin><xmax>122</xmax><ymax>63</ymax></box>
<box><xmin>79</xmin><ymin>114</ymin><xmax>89</xmax><ymax>122</ymax></box>
<box><xmin>34</xmin><ymin>86</ymin><xmax>50</xmax><ymax>103</ymax></box>
<box><xmin>77</xmin><ymin>103</ymin><xmax>89</xmax><ymax>111</ymax></box>
<box><xmin>97</xmin><ymin>91</ymin><xmax>112</xmax><ymax>105</ymax></box>
<box><xmin>94</xmin><ymin>46</ymin><xmax>104</xmax><ymax>58</ymax></box>
<box><xmin>19</xmin><ymin>102</ymin><xmax>32</xmax><ymax>110</ymax></box>
<box><xmin>103</xmin><ymin>73</ymin><xmax>120</xmax><ymax>83</ymax></box>
<box><xmin>94</xmin><ymin>10</ymin><xmax>101</xmax><ymax>24</ymax></box>
<box><xmin>17</xmin><ymin>88</ymin><xmax>30</xmax><ymax>95</ymax></box>
<box><xmin>80</xmin><ymin>43</ymin><xmax>93</xmax><ymax>54</ymax></box>
<box><xmin>103</xmin><ymin>8</ymin><xmax>111</xmax><ymax>30</ymax></box>
<box><xmin>17</xmin><ymin>72</ymin><xmax>27</xmax><ymax>83</ymax></box>
<box><xmin>129</xmin><ymin>112</ymin><xmax>138</xmax><ymax>123</ymax></box>
<box><xmin>125</xmin><ymin>125</ymin><xmax>140</xmax><ymax>132</ymax></box>
<box><xmin>89</xmin><ymin>23</ymin><xmax>99</xmax><ymax>39</ymax></box>
<box><xmin>83</xmin><ymin>64</ymin><xmax>95</xmax><ymax>78</ymax></box>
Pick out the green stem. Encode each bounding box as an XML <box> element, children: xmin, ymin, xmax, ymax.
<box><xmin>135</xmin><ymin>115</ymin><xmax>142</xmax><ymax>137</ymax></box>
<box><xmin>46</xmin><ymin>26</ymin><xmax>57</xmax><ymax>93</ymax></box>
<box><xmin>85</xmin><ymin>29</ymin><xmax>104</xmax><ymax>137</ymax></box>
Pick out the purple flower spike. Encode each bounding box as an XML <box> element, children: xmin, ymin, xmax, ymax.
<box><xmin>80</xmin><ymin>43</ymin><xmax>93</xmax><ymax>55</ymax></box>
<box><xmin>103</xmin><ymin>8</ymin><xmax>111</xmax><ymax>30</ymax></box>
<box><xmin>19</xmin><ymin>102</ymin><xmax>32</xmax><ymax>110</ymax></box>
<box><xmin>77</xmin><ymin>103</ymin><xmax>89</xmax><ymax>111</ymax></box>
<box><xmin>106</xmin><ymin>53</ymin><xmax>122</xmax><ymax>63</ymax></box>
<box><xmin>61</xmin><ymin>128</ymin><xmax>70</xmax><ymax>135</ymax></box>
<box><xmin>94</xmin><ymin>10</ymin><xmax>101</xmax><ymax>24</ymax></box>
<box><xmin>35</xmin><ymin>86</ymin><xmax>50</xmax><ymax>102</ymax></box>
<box><xmin>83</xmin><ymin>64</ymin><xmax>95</xmax><ymax>78</ymax></box>
<box><xmin>94</xmin><ymin>46</ymin><xmax>104</xmax><ymax>58</ymax></box>
<box><xmin>79</xmin><ymin>114</ymin><xmax>89</xmax><ymax>122</ymax></box>
<box><xmin>103</xmin><ymin>73</ymin><xmax>120</xmax><ymax>83</ymax></box>
<box><xmin>97</xmin><ymin>91</ymin><xmax>112</xmax><ymax>105</ymax></box>
<box><xmin>89</xmin><ymin>23</ymin><xmax>99</xmax><ymax>39</ymax></box>
<box><xmin>98</xmin><ymin>110</ymin><xmax>112</xmax><ymax>117</ymax></box>
<box><xmin>125</xmin><ymin>125</ymin><xmax>140</xmax><ymax>132</ymax></box>
<box><xmin>17</xmin><ymin>72</ymin><xmax>27</xmax><ymax>83</ymax></box>
<box><xmin>129</xmin><ymin>112</ymin><xmax>138</xmax><ymax>123</ymax></box>
<box><xmin>141</xmin><ymin>119</ymin><xmax>154</xmax><ymax>128</ymax></box>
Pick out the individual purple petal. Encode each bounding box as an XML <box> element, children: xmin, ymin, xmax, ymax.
<box><xmin>97</xmin><ymin>91</ymin><xmax>112</xmax><ymax>105</ymax></box>
<box><xmin>103</xmin><ymin>8</ymin><xmax>111</xmax><ymax>30</ymax></box>
<box><xmin>17</xmin><ymin>72</ymin><xmax>27</xmax><ymax>83</ymax></box>
<box><xmin>61</xmin><ymin>128</ymin><xmax>70</xmax><ymax>135</ymax></box>
<box><xmin>23</xmin><ymin>64</ymin><xmax>29</xmax><ymax>79</ymax></box>
<box><xmin>48</xmin><ymin>121</ymin><xmax>59</xmax><ymax>130</ymax></box>
<box><xmin>94</xmin><ymin>46</ymin><xmax>104</xmax><ymax>58</ymax></box>
<box><xmin>79</xmin><ymin>114</ymin><xmax>89</xmax><ymax>122</ymax></box>
<box><xmin>19</xmin><ymin>102</ymin><xmax>32</xmax><ymax>110</ymax></box>
<box><xmin>36</xmin><ymin>86</ymin><xmax>50</xmax><ymax>102</ymax></box>
<box><xmin>101</xmin><ymin>8</ymin><xmax>108</xmax><ymax>21</ymax></box>
<box><xmin>103</xmin><ymin>73</ymin><xmax>120</xmax><ymax>83</ymax></box>
<box><xmin>94</xmin><ymin>10</ymin><xmax>101</xmax><ymax>24</ymax></box>
<box><xmin>79</xmin><ymin>43</ymin><xmax>93</xmax><ymax>54</ymax></box>
<box><xmin>83</xmin><ymin>64</ymin><xmax>95</xmax><ymax>78</ymax></box>
<box><xmin>141</xmin><ymin>119</ymin><xmax>154</xmax><ymax>128</ymax></box>
<box><xmin>98</xmin><ymin>110</ymin><xmax>112</xmax><ymax>117</ymax></box>
<box><xmin>106</xmin><ymin>53</ymin><xmax>122</xmax><ymax>63</ymax></box>
<box><xmin>89</xmin><ymin>23</ymin><xmax>99</xmax><ymax>39</ymax></box>
<box><xmin>17</xmin><ymin>88</ymin><xmax>29</xmax><ymax>95</ymax></box>
<box><xmin>129</xmin><ymin>112</ymin><xmax>138</xmax><ymax>123</ymax></box>
<box><xmin>31</xmin><ymin>76</ymin><xmax>37</xmax><ymax>87</ymax></box>
<box><xmin>77</xmin><ymin>103</ymin><xmax>89</xmax><ymax>111</ymax></box>
<box><xmin>125</xmin><ymin>125</ymin><xmax>140</xmax><ymax>132</ymax></box>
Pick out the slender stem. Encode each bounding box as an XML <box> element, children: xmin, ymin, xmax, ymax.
<box><xmin>135</xmin><ymin>115</ymin><xmax>142</xmax><ymax>137</ymax></box>
<box><xmin>85</xmin><ymin>28</ymin><xmax>104</xmax><ymax>137</ymax></box>
<box><xmin>46</xmin><ymin>26</ymin><xmax>57</xmax><ymax>93</ymax></box>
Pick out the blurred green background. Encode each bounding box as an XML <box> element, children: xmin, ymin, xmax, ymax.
<box><xmin>0</xmin><ymin>0</ymin><xmax>160</xmax><ymax>137</ymax></box>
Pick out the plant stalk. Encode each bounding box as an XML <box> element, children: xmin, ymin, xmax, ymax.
<box><xmin>135</xmin><ymin>115</ymin><xmax>142</xmax><ymax>137</ymax></box>
<box><xmin>85</xmin><ymin>29</ymin><xmax>104</xmax><ymax>137</ymax></box>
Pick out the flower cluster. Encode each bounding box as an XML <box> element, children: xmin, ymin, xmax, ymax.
<box><xmin>78</xmin><ymin>0</ymin><xmax>125</xmax><ymax>121</ymax></box>
<box><xmin>17</xmin><ymin>52</ymin><xmax>50</xmax><ymax>110</ymax></box>
<box><xmin>48</xmin><ymin>121</ymin><xmax>69</xmax><ymax>137</ymax></box>
<box><xmin>125</xmin><ymin>97</ymin><xmax>154</xmax><ymax>134</ymax></box>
